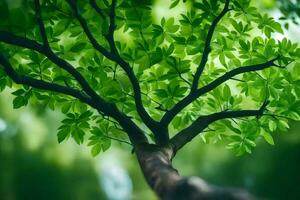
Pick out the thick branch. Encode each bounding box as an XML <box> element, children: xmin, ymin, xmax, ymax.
<box><xmin>0</xmin><ymin>32</ymin><xmax>148</xmax><ymax>145</ymax></box>
<box><xmin>1</xmin><ymin>0</ymin><xmax>150</xmax><ymax>146</ymax></box>
<box><xmin>0</xmin><ymin>31</ymin><xmax>44</xmax><ymax>52</ymax></box>
<box><xmin>0</xmin><ymin>52</ymin><xmax>148</xmax><ymax>145</ymax></box>
<box><xmin>136</xmin><ymin>144</ymin><xmax>255</xmax><ymax>200</ymax></box>
<box><xmin>160</xmin><ymin>57</ymin><xmax>279</xmax><ymax>128</ymax></box>
<box><xmin>0</xmin><ymin>31</ymin><xmax>108</xmax><ymax>108</ymax></box>
<box><xmin>67</xmin><ymin>0</ymin><xmax>160</xmax><ymax>138</ymax></box>
<box><xmin>107</xmin><ymin>0</ymin><xmax>162</xmax><ymax>136</ymax></box>
<box><xmin>191</xmin><ymin>0</ymin><xmax>230</xmax><ymax>92</ymax></box>
<box><xmin>170</xmin><ymin>101</ymin><xmax>269</xmax><ymax>152</ymax></box>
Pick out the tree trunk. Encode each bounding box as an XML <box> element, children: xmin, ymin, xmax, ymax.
<box><xmin>135</xmin><ymin>143</ymin><xmax>256</xmax><ymax>200</ymax></box>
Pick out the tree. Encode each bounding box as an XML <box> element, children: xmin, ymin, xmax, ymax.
<box><xmin>0</xmin><ymin>0</ymin><xmax>300</xmax><ymax>199</ymax></box>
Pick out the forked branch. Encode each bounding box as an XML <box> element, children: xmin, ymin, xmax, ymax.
<box><xmin>0</xmin><ymin>51</ymin><xmax>148</xmax><ymax>145</ymax></box>
<box><xmin>0</xmin><ymin>53</ymin><xmax>95</xmax><ymax>107</ymax></box>
<box><xmin>160</xmin><ymin>0</ymin><xmax>232</xmax><ymax>128</ymax></box>
<box><xmin>67</xmin><ymin>0</ymin><xmax>160</xmax><ymax>133</ymax></box>
<box><xmin>0</xmin><ymin>2</ymin><xmax>148</xmax><ymax>145</ymax></box>
<box><xmin>0</xmin><ymin>31</ymin><xmax>109</xmax><ymax>110</ymax></box>
<box><xmin>170</xmin><ymin>101</ymin><xmax>269</xmax><ymax>152</ymax></box>
<box><xmin>191</xmin><ymin>0</ymin><xmax>231</xmax><ymax>91</ymax></box>
<box><xmin>66</xmin><ymin>0</ymin><xmax>114</xmax><ymax>60</ymax></box>
<box><xmin>160</xmin><ymin>57</ymin><xmax>280</xmax><ymax>128</ymax></box>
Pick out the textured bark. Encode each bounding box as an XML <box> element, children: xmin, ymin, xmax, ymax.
<box><xmin>136</xmin><ymin>144</ymin><xmax>256</xmax><ymax>200</ymax></box>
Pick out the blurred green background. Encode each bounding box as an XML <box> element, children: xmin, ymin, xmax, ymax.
<box><xmin>1</xmin><ymin>0</ymin><xmax>300</xmax><ymax>200</ymax></box>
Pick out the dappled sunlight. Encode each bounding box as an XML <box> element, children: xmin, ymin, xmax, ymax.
<box><xmin>153</xmin><ymin>0</ymin><xmax>187</xmax><ymax>22</ymax></box>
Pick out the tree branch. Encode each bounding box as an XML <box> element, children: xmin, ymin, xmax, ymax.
<box><xmin>89</xmin><ymin>0</ymin><xmax>106</xmax><ymax>19</ymax></box>
<box><xmin>191</xmin><ymin>0</ymin><xmax>230</xmax><ymax>92</ymax></box>
<box><xmin>0</xmin><ymin>31</ymin><xmax>44</xmax><ymax>52</ymax></box>
<box><xmin>106</xmin><ymin>0</ymin><xmax>117</xmax><ymax>53</ymax></box>
<box><xmin>0</xmin><ymin>53</ymin><xmax>95</xmax><ymax>106</ymax></box>
<box><xmin>170</xmin><ymin>101</ymin><xmax>269</xmax><ymax>152</ymax></box>
<box><xmin>160</xmin><ymin>56</ymin><xmax>279</xmax><ymax>128</ymax></box>
<box><xmin>196</xmin><ymin>57</ymin><xmax>280</xmax><ymax>96</ymax></box>
<box><xmin>1</xmin><ymin>0</ymin><xmax>150</xmax><ymax>146</ymax></box>
<box><xmin>0</xmin><ymin>31</ymin><xmax>149</xmax><ymax>145</ymax></box>
<box><xmin>67</xmin><ymin>0</ymin><xmax>160</xmax><ymax>137</ymax></box>
<box><xmin>0</xmin><ymin>31</ymin><xmax>109</xmax><ymax>108</ymax></box>
<box><xmin>158</xmin><ymin>0</ymin><xmax>232</xmax><ymax>131</ymax></box>
<box><xmin>66</xmin><ymin>0</ymin><xmax>115</xmax><ymax>60</ymax></box>
<box><xmin>0</xmin><ymin>52</ymin><xmax>148</xmax><ymax>145</ymax></box>
<box><xmin>34</xmin><ymin>0</ymin><xmax>50</xmax><ymax>49</ymax></box>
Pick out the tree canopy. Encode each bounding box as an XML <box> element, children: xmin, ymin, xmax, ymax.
<box><xmin>0</xmin><ymin>0</ymin><xmax>300</xmax><ymax>158</ymax></box>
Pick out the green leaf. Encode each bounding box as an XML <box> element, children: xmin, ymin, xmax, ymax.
<box><xmin>61</xmin><ymin>103</ymin><xmax>72</xmax><ymax>114</ymax></box>
<box><xmin>219</xmin><ymin>53</ymin><xmax>226</xmax><ymax>66</ymax></box>
<box><xmin>13</xmin><ymin>96</ymin><xmax>28</xmax><ymax>109</ymax></box>
<box><xmin>102</xmin><ymin>138</ymin><xmax>111</xmax><ymax>152</ymax></box>
<box><xmin>277</xmin><ymin>120</ymin><xmax>290</xmax><ymax>131</ymax></box>
<box><xmin>264</xmin><ymin>26</ymin><xmax>273</xmax><ymax>38</ymax></box>
<box><xmin>0</xmin><ymin>78</ymin><xmax>6</xmax><ymax>91</ymax></box>
<box><xmin>239</xmin><ymin>40</ymin><xmax>249</xmax><ymax>51</ymax></box>
<box><xmin>12</xmin><ymin>89</ymin><xmax>25</xmax><ymax>96</ymax></box>
<box><xmin>261</xmin><ymin>130</ymin><xmax>275</xmax><ymax>145</ymax></box>
<box><xmin>271</xmin><ymin>22</ymin><xmax>284</xmax><ymax>34</ymax></box>
<box><xmin>245</xmin><ymin>138</ymin><xmax>256</xmax><ymax>147</ymax></box>
<box><xmin>223</xmin><ymin>84</ymin><xmax>231</xmax><ymax>100</ymax></box>
<box><xmin>166</xmin><ymin>43</ymin><xmax>175</xmax><ymax>56</ymax></box>
<box><xmin>71</xmin><ymin>127</ymin><xmax>85</xmax><ymax>144</ymax></box>
<box><xmin>155</xmin><ymin>89</ymin><xmax>169</xmax><ymax>98</ymax></box>
<box><xmin>70</xmin><ymin>42</ymin><xmax>86</xmax><ymax>52</ymax></box>
<box><xmin>57</xmin><ymin>126</ymin><xmax>70</xmax><ymax>143</ymax></box>
<box><xmin>269</xmin><ymin>120</ymin><xmax>277</xmax><ymax>132</ymax></box>
<box><xmin>91</xmin><ymin>144</ymin><xmax>102</xmax><ymax>157</ymax></box>
<box><xmin>169</xmin><ymin>0</ymin><xmax>180</xmax><ymax>9</ymax></box>
<box><xmin>288</xmin><ymin>111</ymin><xmax>300</xmax><ymax>121</ymax></box>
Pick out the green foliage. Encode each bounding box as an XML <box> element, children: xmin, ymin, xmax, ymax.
<box><xmin>12</xmin><ymin>88</ymin><xmax>32</xmax><ymax>108</ymax></box>
<box><xmin>57</xmin><ymin>111</ymin><xmax>93</xmax><ymax>144</ymax></box>
<box><xmin>1</xmin><ymin>0</ymin><xmax>300</xmax><ymax>156</ymax></box>
<box><xmin>88</xmin><ymin>127</ymin><xmax>112</xmax><ymax>156</ymax></box>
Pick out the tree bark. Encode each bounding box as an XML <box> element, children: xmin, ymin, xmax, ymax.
<box><xmin>135</xmin><ymin>143</ymin><xmax>256</xmax><ymax>200</ymax></box>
